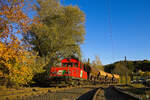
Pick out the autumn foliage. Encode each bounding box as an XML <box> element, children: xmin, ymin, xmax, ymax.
<box><xmin>0</xmin><ymin>0</ymin><xmax>37</xmax><ymax>87</ymax></box>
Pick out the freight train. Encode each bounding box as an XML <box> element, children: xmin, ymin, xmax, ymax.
<box><xmin>49</xmin><ymin>58</ymin><xmax>120</xmax><ymax>86</ymax></box>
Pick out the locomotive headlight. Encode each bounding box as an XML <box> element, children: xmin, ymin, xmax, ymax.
<box><xmin>57</xmin><ymin>70</ymin><xmax>66</xmax><ymax>75</ymax></box>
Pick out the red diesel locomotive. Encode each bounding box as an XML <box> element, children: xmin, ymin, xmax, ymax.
<box><xmin>49</xmin><ymin>58</ymin><xmax>88</xmax><ymax>86</ymax></box>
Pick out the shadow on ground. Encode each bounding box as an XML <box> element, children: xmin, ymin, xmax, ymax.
<box><xmin>104</xmin><ymin>86</ymin><xmax>140</xmax><ymax>100</ymax></box>
<box><xmin>77</xmin><ymin>88</ymin><xmax>98</xmax><ymax>100</ymax></box>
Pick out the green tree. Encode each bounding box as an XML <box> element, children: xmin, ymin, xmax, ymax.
<box><xmin>104</xmin><ymin>64</ymin><xmax>114</xmax><ymax>73</ymax></box>
<box><xmin>112</xmin><ymin>62</ymin><xmax>129</xmax><ymax>75</ymax></box>
<box><xmin>24</xmin><ymin>0</ymin><xmax>85</xmax><ymax>66</ymax></box>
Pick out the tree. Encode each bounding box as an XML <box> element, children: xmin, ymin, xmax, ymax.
<box><xmin>104</xmin><ymin>64</ymin><xmax>114</xmax><ymax>73</ymax></box>
<box><xmin>24</xmin><ymin>0</ymin><xmax>86</xmax><ymax>66</ymax></box>
<box><xmin>0</xmin><ymin>0</ymin><xmax>37</xmax><ymax>87</ymax></box>
<box><xmin>112</xmin><ymin>62</ymin><xmax>129</xmax><ymax>75</ymax></box>
<box><xmin>92</xmin><ymin>55</ymin><xmax>104</xmax><ymax>70</ymax></box>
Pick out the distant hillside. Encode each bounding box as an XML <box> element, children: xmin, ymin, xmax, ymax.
<box><xmin>104</xmin><ymin>60</ymin><xmax>150</xmax><ymax>75</ymax></box>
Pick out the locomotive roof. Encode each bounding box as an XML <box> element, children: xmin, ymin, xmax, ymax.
<box><xmin>61</xmin><ymin>58</ymin><xmax>80</xmax><ymax>63</ymax></box>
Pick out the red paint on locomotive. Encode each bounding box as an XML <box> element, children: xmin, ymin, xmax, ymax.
<box><xmin>50</xmin><ymin>58</ymin><xmax>87</xmax><ymax>80</ymax></box>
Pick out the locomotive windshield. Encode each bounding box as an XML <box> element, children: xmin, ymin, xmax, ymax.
<box><xmin>62</xmin><ymin>63</ymin><xmax>73</xmax><ymax>67</ymax></box>
<box><xmin>62</xmin><ymin>63</ymin><xmax>68</xmax><ymax>67</ymax></box>
<box><xmin>68</xmin><ymin>63</ymin><xmax>73</xmax><ymax>67</ymax></box>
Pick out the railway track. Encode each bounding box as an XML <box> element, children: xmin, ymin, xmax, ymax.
<box><xmin>77</xmin><ymin>87</ymin><xmax>100</xmax><ymax>100</ymax></box>
<box><xmin>94</xmin><ymin>86</ymin><xmax>142</xmax><ymax>100</ymax></box>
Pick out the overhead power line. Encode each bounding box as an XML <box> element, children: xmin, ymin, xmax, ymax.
<box><xmin>107</xmin><ymin>0</ymin><xmax>115</xmax><ymax>59</ymax></box>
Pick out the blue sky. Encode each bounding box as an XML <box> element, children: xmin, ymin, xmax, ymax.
<box><xmin>63</xmin><ymin>0</ymin><xmax>150</xmax><ymax>65</ymax></box>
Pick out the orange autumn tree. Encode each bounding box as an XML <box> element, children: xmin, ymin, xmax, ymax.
<box><xmin>0</xmin><ymin>0</ymin><xmax>37</xmax><ymax>86</ymax></box>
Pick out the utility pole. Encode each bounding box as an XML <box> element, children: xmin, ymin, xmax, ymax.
<box><xmin>125</xmin><ymin>56</ymin><xmax>128</xmax><ymax>85</ymax></box>
<box><xmin>125</xmin><ymin>56</ymin><xmax>127</xmax><ymax>61</ymax></box>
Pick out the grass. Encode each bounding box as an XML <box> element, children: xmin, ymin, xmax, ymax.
<box><xmin>119</xmin><ymin>76</ymin><xmax>131</xmax><ymax>85</ymax></box>
<box><xmin>0</xmin><ymin>85</ymin><xmax>90</xmax><ymax>100</ymax></box>
<box><xmin>131</xmin><ymin>84</ymin><xmax>146</xmax><ymax>88</ymax></box>
<box><xmin>0</xmin><ymin>86</ymin><xmax>59</xmax><ymax>100</ymax></box>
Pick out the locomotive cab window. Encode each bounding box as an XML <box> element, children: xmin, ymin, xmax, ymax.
<box><xmin>68</xmin><ymin>63</ymin><xmax>73</xmax><ymax>67</ymax></box>
<box><xmin>62</xmin><ymin>63</ymin><xmax>68</xmax><ymax>67</ymax></box>
<box><xmin>62</xmin><ymin>63</ymin><xmax>73</xmax><ymax>67</ymax></box>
